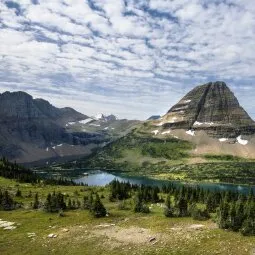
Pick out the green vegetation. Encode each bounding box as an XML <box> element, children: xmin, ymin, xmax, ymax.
<box><xmin>160</xmin><ymin>162</ymin><xmax>255</xmax><ymax>184</ymax></box>
<box><xmin>203</xmin><ymin>154</ymin><xmax>247</xmax><ymax>162</ymax></box>
<box><xmin>73</xmin><ymin>129</ymin><xmax>255</xmax><ymax>185</ymax></box>
<box><xmin>0</xmin><ymin>176</ymin><xmax>255</xmax><ymax>255</ymax></box>
<box><xmin>140</xmin><ymin>139</ymin><xmax>192</xmax><ymax>160</ymax></box>
<box><xmin>0</xmin><ymin>157</ymin><xmax>79</xmax><ymax>186</ymax></box>
<box><xmin>79</xmin><ymin>130</ymin><xmax>193</xmax><ymax>173</ymax></box>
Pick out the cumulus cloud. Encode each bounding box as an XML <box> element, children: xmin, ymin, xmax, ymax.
<box><xmin>0</xmin><ymin>0</ymin><xmax>255</xmax><ymax>119</ymax></box>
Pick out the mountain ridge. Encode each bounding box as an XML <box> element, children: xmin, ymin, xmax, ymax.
<box><xmin>0</xmin><ymin>91</ymin><xmax>139</xmax><ymax>163</ymax></box>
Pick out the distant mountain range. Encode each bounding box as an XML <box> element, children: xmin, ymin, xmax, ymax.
<box><xmin>2</xmin><ymin>82</ymin><xmax>255</xmax><ymax>165</ymax></box>
<box><xmin>0</xmin><ymin>91</ymin><xmax>139</xmax><ymax>163</ymax></box>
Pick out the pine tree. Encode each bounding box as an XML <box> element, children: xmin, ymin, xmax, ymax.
<box><xmin>91</xmin><ymin>194</ymin><xmax>106</xmax><ymax>218</ymax></box>
<box><xmin>206</xmin><ymin>193</ymin><xmax>217</xmax><ymax>213</ymax></box>
<box><xmin>15</xmin><ymin>189</ymin><xmax>22</xmax><ymax>197</ymax></box>
<box><xmin>33</xmin><ymin>193</ymin><xmax>39</xmax><ymax>209</ymax></box>
<box><xmin>88</xmin><ymin>192</ymin><xmax>94</xmax><ymax>211</ymax></box>
<box><xmin>164</xmin><ymin>194</ymin><xmax>173</xmax><ymax>217</ymax></box>
<box><xmin>218</xmin><ymin>200</ymin><xmax>229</xmax><ymax>229</ymax></box>
<box><xmin>228</xmin><ymin>202</ymin><xmax>237</xmax><ymax>231</ymax></box>
<box><xmin>176</xmin><ymin>197</ymin><xmax>188</xmax><ymax>217</ymax></box>
<box><xmin>0</xmin><ymin>190</ymin><xmax>17</xmax><ymax>210</ymax></box>
<box><xmin>68</xmin><ymin>198</ymin><xmax>72</xmax><ymax>209</ymax></box>
<box><xmin>240</xmin><ymin>218</ymin><xmax>255</xmax><ymax>236</ymax></box>
<box><xmin>44</xmin><ymin>192</ymin><xmax>66</xmax><ymax>212</ymax></box>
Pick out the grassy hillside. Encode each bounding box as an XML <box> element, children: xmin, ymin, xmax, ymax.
<box><xmin>75</xmin><ymin>128</ymin><xmax>255</xmax><ymax>184</ymax></box>
<box><xmin>0</xmin><ymin>177</ymin><xmax>255</xmax><ymax>255</ymax></box>
<box><xmin>82</xmin><ymin>129</ymin><xmax>193</xmax><ymax>170</ymax></box>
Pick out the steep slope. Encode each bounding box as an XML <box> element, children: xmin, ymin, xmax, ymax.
<box><xmin>155</xmin><ymin>81</ymin><xmax>255</xmax><ymax>137</ymax></box>
<box><xmin>0</xmin><ymin>91</ymin><xmax>97</xmax><ymax>162</ymax></box>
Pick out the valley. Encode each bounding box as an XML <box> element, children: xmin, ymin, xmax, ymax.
<box><xmin>1</xmin><ymin>82</ymin><xmax>255</xmax><ymax>255</ymax></box>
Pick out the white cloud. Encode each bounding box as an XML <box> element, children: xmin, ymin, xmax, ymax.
<box><xmin>0</xmin><ymin>0</ymin><xmax>255</xmax><ymax>119</ymax></box>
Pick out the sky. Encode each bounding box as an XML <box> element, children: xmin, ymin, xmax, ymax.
<box><xmin>0</xmin><ymin>0</ymin><xmax>255</xmax><ymax>120</ymax></box>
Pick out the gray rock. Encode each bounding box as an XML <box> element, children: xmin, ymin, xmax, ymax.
<box><xmin>163</xmin><ymin>81</ymin><xmax>255</xmax><ymax>138</ymax></box>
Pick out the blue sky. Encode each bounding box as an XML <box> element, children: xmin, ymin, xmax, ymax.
<box><xmin>0</xmin><ymin>0</ymin><xmax>255</xmax><ymax>120</ymax></box>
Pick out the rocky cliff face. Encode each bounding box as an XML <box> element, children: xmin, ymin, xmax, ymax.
<box><xmin>0</xmin><ymin>91</ymin><xmax>90</xmax><ymax>160</ymax></box>
<box><xmin>0</xmin><ymin>92</ymin><xmax>86</xmax><ymax>122</ymax></box>
<box><xmin>157</xmin><ymin>81</ymin><xmax>255</xmax><ymax>137</ymax></box>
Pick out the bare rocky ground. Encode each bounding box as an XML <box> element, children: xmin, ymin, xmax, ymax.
<box><xmin>35</xmin><ymin>219</ymin><xmax>254</xmax><ymax>255</ymax></box>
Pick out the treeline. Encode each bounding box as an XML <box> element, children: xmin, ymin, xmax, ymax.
<box><xmin>0</xmin><ymin>188</ymin><xmax>107</xmax><ymax>218</ymax></box>
<box><xmin>39</xmin><ymin>191</ymin><xmax>106</xmax><ymax>218</ymax></box>
<box><xmin>109</xmin><ymin>180</ymin><xmax>255</xmax><ymax>236</ymax></box>
<box><xmin>0</xmin><ymin>157</ymin><xmax>79</xmax><ymax>186</ymax></box>
<box><xmin>0</xmin><ymin>157</ymin><xmax>38</xmax><ymax>183</ymax></box>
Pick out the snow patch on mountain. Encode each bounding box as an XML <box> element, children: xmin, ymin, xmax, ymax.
<box><xmin>186</xmin><ymin>130</ymin><xmax>195</xmax><ymax>136</ymax></box>
<box><xmin>194</xmin><ymin>121</ymin><xmax>203</xmax><ymax>126</ymax></box>
<box><xmin>89</xmin><ymin>123</ymin><xmax>101</xmax><ymax>127</ymax></box>
<box><xmin>194</xmin><ymin>121</ymin><xmax>214</xmax><ymax>126</ymax></box>
<box><xmin>219</xmin><ymin>138</ymin><xmax>228</xmax><ymax>142</ymax></box>
<box><xmin>94</xmin><ymin>113</ymin><xmax>104</xmax><ymax>120</ymax></box>
<box><xmin>161</xmin><ymin>130</ymin><xmax>171</xmax><ymax>135</ymax></box>
<box><xmin>174</xmin><ymin>105</ymin><xmax>189</xmax><ymax>111</ymax></box>
<box><xmin>237</xmin><ymin>136</ymin><xmax>248</xmax><ymax>145</ymax></box>
<box><xmin>79</xmin><ymin>118</ymin><xmax>93</xmax><ymax>124</ymax></box>
<box><xmin>152</xmin><ymin>130</ymin><xmax>159</xmax><ymax>135</ymax></box>
<box><xmin>67</xmin><ymin>121</ymin><xmax>76</xmax><ymax>126</ymax></box>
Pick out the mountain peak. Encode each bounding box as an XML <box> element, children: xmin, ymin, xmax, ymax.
<box><xmin>158</xmin><ymin>81</ymin><xmax>255</xmax><ymax>137</ymax></box>
<box><xmin>93</xmin><ymin>113</ymin><xmax>117</xmax><ymax>122</ymax></box>
<box><xmin>1</xmin><ymin>90</ymin><xmax>33</xmax><ymax>99</ymax></box>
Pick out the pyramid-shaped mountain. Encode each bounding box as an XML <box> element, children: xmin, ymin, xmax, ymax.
<box><xmin>158</xmin><ymin>81</ymin><xmax>255</xmax><ymax>137</ymax></box>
